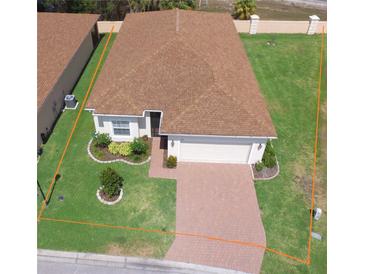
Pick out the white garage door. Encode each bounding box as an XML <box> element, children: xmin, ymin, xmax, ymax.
<box><xmin>179</xmin><ymin>137</ymin><xmax>252</xmax><ymax>164</ymax></box>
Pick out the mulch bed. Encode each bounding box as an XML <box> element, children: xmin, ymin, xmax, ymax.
<box><xmin>99</xmin><ymin>189</ymin><xmax>120</xmax><ymax>202</ymax></box>
<box><xmin>252</xmin><ymin>164</ymin><xmax>279</xmax><ymax>180</ymax></box>
<box><xmin>91</xmin><ymin>138</ymin><xmax>152</xmax><ymax>163</ymax></box>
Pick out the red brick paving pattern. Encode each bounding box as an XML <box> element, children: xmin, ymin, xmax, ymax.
<box><xmin>149</xmin><ymin>138</ymin><xmax>266</xmax><ymax>273</ymax></box>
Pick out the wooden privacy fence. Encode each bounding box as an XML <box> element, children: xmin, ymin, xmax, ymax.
<box><xmin>97</xmin><ymin>15</ymin><xmax>327</xmax><ymax>35</ymax></box>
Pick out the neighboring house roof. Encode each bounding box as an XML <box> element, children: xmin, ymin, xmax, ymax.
<box><xmin>87</xmin><ymin>10</ymin><xmax>276</xmax><ymax>137</ymax></box>
<box><xmin>38</xmin><ymin>12</ymin><xmax>99</xmax><ymax>109</ymax></box>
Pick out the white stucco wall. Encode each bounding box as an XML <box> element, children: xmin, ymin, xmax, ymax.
<box><xmin>93</xmin><ymin>115</ymin><xmax>139</xmax><ymax>142</ymax></box>
<box><xmin>168</xmin><ymin>135</ymin><xmax>270</xmax><ymax>164</ymax></box>
<box><xmin>93</xmin><ymin>113</ymin><xmax>271</xmax><ymax>164</ymax></box>
<box><xmin>93</xmin><ymin>111</ymin><xmax>152</xmax><ymax>141</ymax></box>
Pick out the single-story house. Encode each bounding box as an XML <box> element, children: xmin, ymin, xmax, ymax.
<box><xmin>37</xmin><ymin>12</ymin><xmax>100</xmax><ymax>149</ymax></box>
<box><xmin>87</xmin><ymin>10</ymin><xmax>277</xmax><ymax>164</ymax></box>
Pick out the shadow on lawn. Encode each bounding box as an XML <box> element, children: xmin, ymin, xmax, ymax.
<box><xmin>38</xmin><ymin>174</ymin><xmax>61</xmax><ymax>207</ymax></box>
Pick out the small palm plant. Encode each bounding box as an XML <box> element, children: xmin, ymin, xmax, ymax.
<box><xmin>232</xmin><ymin>0</ymin><xmax>256</xmax><ymax>20</ymax></box>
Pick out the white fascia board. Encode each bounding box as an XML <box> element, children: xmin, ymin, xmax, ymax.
<box><xmin>84</xmin><ymin>108</ymin><xmax>95</xmax><ymax>112</ymax></box>
<box><xmin>163</xmin><ymin>133</ymin><xmax>277</xmax><ymax>140</ymax></box>
<box><xmin>92</xmin><ymin>110</ymin><xmax>164</xmax><ymax>118</ymax></box>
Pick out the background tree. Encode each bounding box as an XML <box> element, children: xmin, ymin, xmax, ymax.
<box><xmin>160</xmin><ymin>0</ymin><xmax>196</xmax><ymax>10</ymax></box>
<box><xmin>66</xmin><ymin>0</ymin><xmax>97</xmax><ymax>13</ymax></box>
<box><xmin>232</xmin><ymin>0</ymin><xmax>256</xmax><ymax>20</ymax></box>
<box><xmin>127</xmin><ymin>0</ymin><xmax>152</xmax><ymax>12</ymax></box>
<box><xmin>38</xmin><ymin>0</ymin><xmax>196</xmax><ymax>19</ymax></box>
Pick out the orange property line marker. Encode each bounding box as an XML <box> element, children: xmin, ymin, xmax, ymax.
<box><xmin>37</xmin><ymin>26</ymin><xmax>115</xmax><ymax>222</ymax></box>
<box><xmin>38</xmin><ymin>27</ymin><xmax>325</xmax><ymax>267</ymax></box>
<box><xmin>306</xmin><ymin>26</ymin><xmax>325</xmax><ymax>265</ymax></box>
<box><xmin>40</xmin><ymin>216</ymin><xmax>306</xmax><ymax>264</ymax></box>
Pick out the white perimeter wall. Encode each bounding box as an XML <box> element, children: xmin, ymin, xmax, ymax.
<box><xmin>97</xmin><ymin>21</ymin><xmax>123</xmax><ymax>33</ymax></box>
<box><xmin>97</xmin><ymin>20</ymin><xmax>327</xmax><ymax>34</ymax></box>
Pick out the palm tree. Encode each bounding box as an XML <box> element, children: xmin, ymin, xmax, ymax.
<box><xmin>232</xmin><ymin>0</ymin><xmax>256</xmax><ymax>20</ymax></box>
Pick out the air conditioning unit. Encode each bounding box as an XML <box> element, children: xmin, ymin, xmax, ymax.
<box><xmin>64</xmin><ymin>95</ymin><xmax>77</xmax><ymax>109</ymax></box>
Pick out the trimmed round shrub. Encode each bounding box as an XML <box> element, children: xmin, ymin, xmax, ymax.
<box><xmin>166</xmin><ymin>155</ymin><xmax>177</xmax><ymax>168</ymax></box>
<box><xmin>94</xmin><ymin>133</ymin><xmax>111</xmax><ymax>148</ymax></box>
<box><xmin>100</xmin><ymin>167</ymin><xmax>123</xmax><ymax>198</ymax></box>
<box><xmin>130</xmin><ymin>138</ymin><xmax>148</xmax><ymax>155</ymax></box>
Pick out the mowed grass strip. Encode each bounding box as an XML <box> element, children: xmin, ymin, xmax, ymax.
<box><xmin>241</xmin><ymin>34</ymin><xmax>327</xmax><ymax>273</ymax></box>
<box><xmin>37</xmin><ymin>34</ymin><xmax>176</xmax><ymax>258</ymax></box>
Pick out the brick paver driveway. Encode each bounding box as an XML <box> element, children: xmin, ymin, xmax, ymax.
<box><xmin>164</xmin><ymin>163</ymin><xmax>266</xmax><ymax>274</ymax></box>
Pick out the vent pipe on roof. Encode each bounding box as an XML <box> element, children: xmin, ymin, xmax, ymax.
<box><xmin>176</xmin><ymin>8</ymin><xmax>179</xmax><ymax>32</ymax></box>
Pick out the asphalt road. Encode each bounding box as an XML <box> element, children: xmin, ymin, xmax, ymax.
<box><xmin>38</xmin><ymin>261</ymin><xmax>162</xmax><ymax>274</ymax></box>
<box><xmin>37</xmin><ymin>249</ymin><xmax>246</xmax><ymax>274</ymax></box>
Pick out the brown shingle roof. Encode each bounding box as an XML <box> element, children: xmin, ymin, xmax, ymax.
<box><xmin>87</xmin><ymin>10</ymin><xmax>276</xmax><ymax>137</ymax></box>
<box><xmin>38</xmin><ymin>12</ymin><xmax>99</xmax><ymax>109</ymax></box>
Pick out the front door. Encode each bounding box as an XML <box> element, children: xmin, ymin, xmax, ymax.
<box><xmin>150</xmin><ymin>112</ymin><xmax>161</xmax><ymax>137</ymax></box>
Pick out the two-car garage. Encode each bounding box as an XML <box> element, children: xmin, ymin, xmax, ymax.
<box><xmin>168</xmin><ymin>135</ymin><xmax>267</xmax><ymax>164</ymax></box>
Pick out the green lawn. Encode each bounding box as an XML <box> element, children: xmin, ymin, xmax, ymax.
<box><xmin>37</xmin><ymin>34</ymin><xmax>176</xmax><ymax>258</ymax></box>
<box><xmin>241</xmin><ymin>34</ymin><xmax>327</xmax><ymax>273</ymax></box>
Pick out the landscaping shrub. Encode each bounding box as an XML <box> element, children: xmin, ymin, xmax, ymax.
<box><xmin>141</xmin><ymin>135</ymin><xmax>149</xmax><ymax>142</ymax></box>
<box><xmin>119</xmin><ymin>142</ymin><xmax>132</xmax><ymax>156</ymax></box>
<box><xmin>100</xmin><ymin>167</ymin><xmax>123</xmax><ymax>198</ymax></box>
<box><xmin>262</xmin><ymin>141</ymin><xmax>277</xmax><ymax>168</ymax></box>
<box><xmin>130</xmin><ymin>138</ymin><xmax>148</xmax><ymax>155</ymax></box>
<box><xmin>108</xmin><ymin>142</ymin><xmax>132</xmax><ymax>156</ymax></box>
<box><xmin>94</xmin><ymin>133</ymin><xmax>111</xmax><ymax>148</ymax></box>
<box><xmin>130</xmin><ymin>154</ymin><xmax>142</xmax><ymax>162</ymax></box>
<box><xmin>108</xmin><ymin>142</ymin><xmax>120</xmax><ymax>155</ymax></box>
<box><xmin>166</xmin><ymin>155</ymin><xmax>177</xmax><ymax>168</ymax></box>
<box><xmin>255</xmin><ymin>161</ymin><xmax>265</xmax><ymax>172</ymax></box>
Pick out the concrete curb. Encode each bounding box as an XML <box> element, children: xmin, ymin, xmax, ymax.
<box><xmin>38</xmin><ymin>249</ymin><xmax>249</xmax><ymax>274</ymax></box>
<box><xmin>87</xmin><ymin>139</ymin><xmax>151</xmax><ymax>166</ymax></box>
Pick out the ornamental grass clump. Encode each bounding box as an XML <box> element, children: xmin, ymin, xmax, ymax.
<box><xmin>100</xmin><ymin>167</ymin><xmax>123</xmax><ymax>198</ymax></box>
